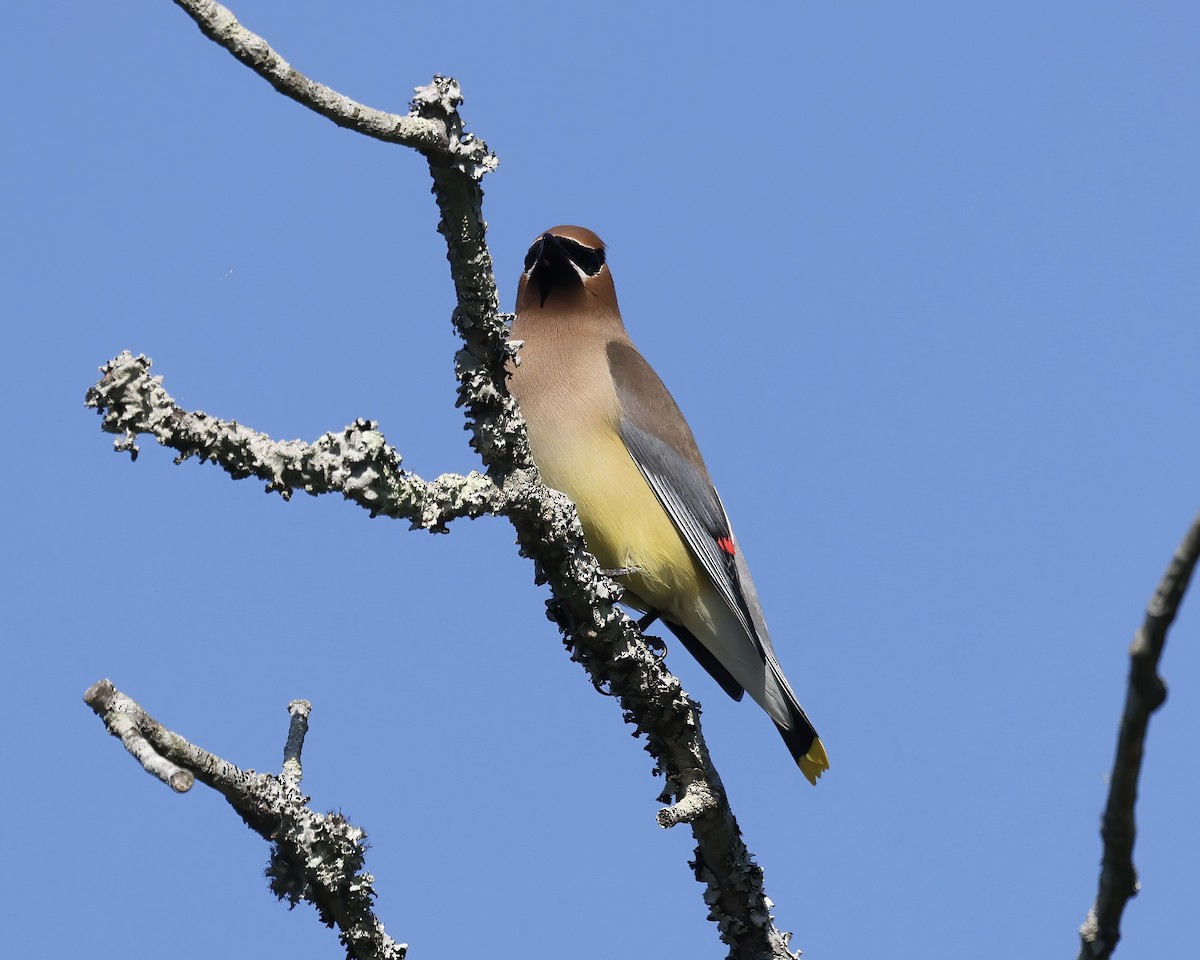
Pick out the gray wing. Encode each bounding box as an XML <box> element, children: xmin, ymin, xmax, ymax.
<box><xmin>607</xmin><ymin>341</ymin><xmax>824</xmax><ymax>770</ymax></box>
<box><xmin>605</xmin><ymin>341</ymin><xmax>771</xmax><ymax>662</ymax></box>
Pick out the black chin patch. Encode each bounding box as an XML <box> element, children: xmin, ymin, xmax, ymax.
<box><xmin>537</xmin><ymin>269</ymin><xmax>555</xmax><ymax>308</ymax></box>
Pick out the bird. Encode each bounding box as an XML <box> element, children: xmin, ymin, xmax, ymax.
<box><xmin>508</xmin><ymin>225</ymin><xmax>829</xmax><ymax>784</ymax></box>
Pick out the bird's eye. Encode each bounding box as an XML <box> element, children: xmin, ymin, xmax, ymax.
<box><xmin>560</xmin><ymin>238</ymin><xmax>606</xmax><ymax>277</ymax></box>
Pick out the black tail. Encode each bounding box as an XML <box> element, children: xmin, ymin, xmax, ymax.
<box><xmin>775</xmin><ymin>701</ymin><xmax>828</xmax><ymax>785</ymax></box>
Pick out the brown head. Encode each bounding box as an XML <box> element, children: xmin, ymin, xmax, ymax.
<box><xmin>515</xmin><ymin>225</ymin><xmax>620</xmax><ymax>317</ymax></box>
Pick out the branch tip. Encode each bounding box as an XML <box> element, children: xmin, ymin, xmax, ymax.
<box><xmin>170</xmin><ymin>0</ymin><xmax>494</xmax><ymax>177</ymax></box>
<box><xmin>282</xmin><ymin>699</ymin><xmax>312</xmax><ymax>786</ymax></box>
<box><xmin>1077</xmin><ymin>511</ymin><xmax>1200</xmax><ymax>960</ymax></box>
<box><xmin>657</xmin><ymin>778</ymin><xmax>719</xmax><ymax>828</ymax></box>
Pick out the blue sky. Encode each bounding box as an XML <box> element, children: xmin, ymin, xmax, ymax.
<box><xmin>4</xmin><ymin>3</ymin><xmax>1198</xmax><ymax>957</ymax></box>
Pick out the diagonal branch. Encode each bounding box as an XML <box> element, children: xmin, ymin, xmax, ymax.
<box><xmin>1078</xmin><ymin>512</ymin><xmax>1200</xmax><ymax>960</ymax></box>
<box><xmin>84</xmin><ymin>680</ymin><xmax>407</xmax><ymax>960</ymax></box>
<box><xmin>170</xmin><ymin>0</ymin><xmax>496</xmax><ymax>179</ymax></box>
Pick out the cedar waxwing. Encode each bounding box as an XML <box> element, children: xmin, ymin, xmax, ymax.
<box><xmin>509</xmin><ymin>226</ymin><xmax>829</xmax><ymax>784</ymax></box>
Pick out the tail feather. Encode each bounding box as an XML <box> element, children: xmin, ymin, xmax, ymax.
<box><xmin>776</xmin><ymin>719</ymin><xmax>829</xmax><ymax>786</ymax></box>
<box><xmin>658</xmin><ymin>590</ymin><xmax>828</xmax><ymax>784</ymax></box>
<box><xmin>762</xmin><ymin>657</ymin><xmax>829</xmax><ymax>785</ymax></box>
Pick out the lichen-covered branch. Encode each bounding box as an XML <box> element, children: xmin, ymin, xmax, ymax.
<box><xmin>84</xmin><ymin>351</ymin><xmax>503</xmax><ymax>532</ymax></box>
<box><xmin>86</xmin><ymin>343</ymin><xmax>799</xmax><ymax>958</ymax></box>
<box><xmin>170</xmin><ymin>0</ymin><xmax>496</xmax><ymax>180</ymax></box>
<box><xmin>83</xmin><ymin>680</ymin><xmax>406</xmax><ymax>960</ymax></box>
<box><xmin>1077</xmin><ymin>512</ymin><xmax>1200</xmax><ymax>960</ymax></box>
<box><xmin>87</xmin><ymin>3</ymin><xmax>803</xmax><ymax>957</ymax></box>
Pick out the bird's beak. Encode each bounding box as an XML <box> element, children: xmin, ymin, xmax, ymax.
<box><xmin>528</xmin><ymin>233</ymin><xmax>570</xmax><ymax>307</ymax></box>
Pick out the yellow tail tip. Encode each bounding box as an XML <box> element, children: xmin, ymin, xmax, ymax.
<box><xmin>798</xmin><ymin>737</ymin><xmax>830</xmax><ymax>786</ymax></box>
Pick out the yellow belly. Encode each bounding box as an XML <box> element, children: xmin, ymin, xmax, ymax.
<box><xmin>537</xmin><ymin>427</ymin><xmax>704</xmax><ymax>622</ymax></box>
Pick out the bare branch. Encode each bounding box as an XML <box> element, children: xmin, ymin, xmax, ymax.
<box><xmin>281</xmin><ymin>699</ymin><xmax>312</xmax><ymax>789</ymax></box>
<box><xmin>84</xmin><ymin>680</ymin><xmax>407</xmax><ymax>960</ymax></box>
<box><xmin>83</xmin><ymin>680</ymin><xmax>195</xmax><ymax>793</ymax></box>
<box><xmin>84</xmin><ymin>351</ymin><xmax>504</xmax><ymax>532</ymax></box>
<box><xmin>169</xmin><ymin>0</ymin><xmax>496</xmax><ymax>179</ymax></box>
<box><xmin>1078</xmin><ymin>512</ymin><xmax>1200</xmax><ymax>960</ymax></box>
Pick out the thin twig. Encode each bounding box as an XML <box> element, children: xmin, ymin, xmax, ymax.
<box><xmin>282</xmin><ymin>699</ymin><xmax>311</xmax><ymax>789</ymax></box>
<box><xmin>1078</xmin><ymin>512</ymin><xmax>1200</xmax><ymax>960</ymax></box>
<box><xmin>84</xmin><ymin>680</ymin><xmax>195</xmax><ymax>792</ymax></box>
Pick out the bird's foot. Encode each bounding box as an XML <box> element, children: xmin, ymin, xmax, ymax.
<box><xmin>635</xmin><ymin>612</ymin><xmax>668</xmax><ymax>662</ymax></box>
